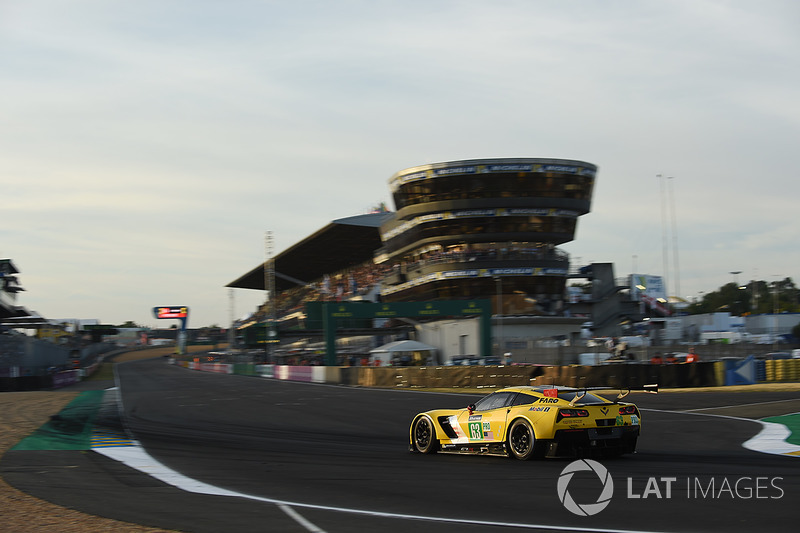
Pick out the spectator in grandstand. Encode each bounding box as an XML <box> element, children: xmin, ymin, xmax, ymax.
<box><xmin>605</xmin><ymin>337</ymin><xmax>616</xmax><ymax>355</ymax></box>
<box><xmin>614</xmin><ymin>340</ymin><xmax>628</xmax><ymax>359</ymax></box>
<box><xmin>686</xmin><ymin>348</ymin><xmax>699</xmax><ymax>363</ymax></box>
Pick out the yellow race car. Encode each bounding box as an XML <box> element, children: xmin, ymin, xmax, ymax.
<box><xmin>409</xmin><ymin>384</ymin><xmax>657</xmax><ymax>460</ymax></box>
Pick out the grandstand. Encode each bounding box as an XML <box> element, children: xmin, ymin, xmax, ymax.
<box><xmin>226</xmin><ymin>211</ymin><xmax>409</xmax><ymax>361</ymax></box>
<box><xmin>227</xmin><ymin>212</ymin><xmax>393</xmax><ymax>295</ymax></box>
<box><xmin>377</xmin><ymin>158</ymin><xmax>596</xmax><ymax>313</ymax></box>
<box><xmin>1</xmin><ymin>259</ymin><xmax>121</xmax><ymax>387</ymax></box>
<box><xmin>0</xmin><ymin>259</ymin><xmax>29</xmax><ymax>320</ymax></box>
<box><xmin>226</xmin><ymin>158</ymin><xmax>631</xmax><ymax>362</ymax></box>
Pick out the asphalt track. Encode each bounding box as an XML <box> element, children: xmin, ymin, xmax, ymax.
<box><xmin>3</xmin><ymin>357</ymin><xmax>800</xmax><ymax>533</ymax></box>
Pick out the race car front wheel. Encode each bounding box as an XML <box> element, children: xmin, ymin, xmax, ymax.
<box><xmin>507</xmin><ymin>419</ymin><xmax>536</xmax><ymax>460</ymax></box>
<box><xmin>412</xmin><ymin>416</ymin><xmax>438</xmax><ymax>454</ymax></box>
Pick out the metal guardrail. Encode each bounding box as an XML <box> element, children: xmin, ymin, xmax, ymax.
<box><xmin>0</xmin><ymin>335</ymin><xmax>117</xmax><ymax>377</ymax></box>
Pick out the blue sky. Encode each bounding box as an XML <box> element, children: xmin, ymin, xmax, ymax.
<box><xmin>3</xmin><ymin>1</ymin><xmax>799</xmax><ymax>327</ymax></box>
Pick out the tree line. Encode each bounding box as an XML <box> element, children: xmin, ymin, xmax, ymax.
<box><xmin>686</xmin><ymin>277</ymin><xmax>799</xmax><ymax>316</ymax></box>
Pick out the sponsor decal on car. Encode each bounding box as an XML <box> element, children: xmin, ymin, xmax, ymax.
<box><xmin>448</xmin><ymin>415</ymin><xmax>470</xmax><ymax>443</ymax></box>
<box><xmin>468</xmin><ymin>421</ymin><xmax>483</xmax><ymax>440</ymax></box>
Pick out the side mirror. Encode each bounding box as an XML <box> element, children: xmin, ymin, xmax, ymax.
<box><xmin>467</xmin><ymin>403</ymin><xmax>476</xmax><ymax>414</ymax></box>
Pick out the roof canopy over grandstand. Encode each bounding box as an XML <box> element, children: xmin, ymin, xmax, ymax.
<box><xmin>226</xmin><ymin>212</ymin><xmax>394</xmax><ymax>292</ymax></box>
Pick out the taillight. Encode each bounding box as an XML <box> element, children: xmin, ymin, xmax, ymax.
<box><xmin>557</xmin><ymin>408</ymin><xmax>589</xmax><ymax>422</ymax></box>
<box><xmin>619</xmin><ymin>405</ymin><xmax>637</xmax><ymax>415</ymax></box>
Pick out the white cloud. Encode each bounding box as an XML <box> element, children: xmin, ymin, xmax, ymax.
<box><xmin>2</xmin><ymin>0</ymin><xmax>799</xmax><ymax>325</ymax></box>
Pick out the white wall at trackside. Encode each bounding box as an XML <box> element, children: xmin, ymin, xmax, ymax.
<box><xmin>414</xmin><ymin>318</ymin><xmax>480</xmax><ymax>364</ymax></box>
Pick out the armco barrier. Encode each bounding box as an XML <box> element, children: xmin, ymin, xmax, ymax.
<box><xmin>256</xmin><ymin>364</ymin><xmax>274</xmax><ymax>378</ymax></box>
<box><xmin>232</xmin><ymin>363</ymin><xmax>258</xmax><ymax>376</ymax></box>
<box><xmin>275</xmin><ymin>365</ymin><xmax>313</xmax><ymax>382</ymax></box>
<box><xmin>198</xmin><ymin>363</ymin><xmax>233</xmax><ymax>374</ymax></box>
<box><xmin>51</xmin><ymin>370</ymin><xmax>80</xmax><ymax>389</ymax></box>
<box><xmin>254</xmin><ymin>365</ymin><xmax>327</xmax><ymax>384</ymax></box>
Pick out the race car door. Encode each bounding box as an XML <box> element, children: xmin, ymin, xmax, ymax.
<box><xmin>457</xmin><ymin>391</ymin><xmax>516</xmax><ymax>444</ymax></box>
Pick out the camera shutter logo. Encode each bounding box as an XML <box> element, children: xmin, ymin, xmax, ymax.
<box><xmin>557</xmin><ymin>459</ymin><xmax>614</xmax><ymax>516</ymax></box>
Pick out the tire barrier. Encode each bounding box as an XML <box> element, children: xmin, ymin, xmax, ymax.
<box><xmin>762</xmin><ymin>359</ymin><xmax>800</xmax><ymax>382</ymax></box>
<box><xmin>756</xmin><ymin>359</ymin><xmax>767</xmax><ymax>382</ymax></box>
<box><xmin>765</xmin><ymin>360</ymin><xmax>775</xmax><ymax>382</ymax></box>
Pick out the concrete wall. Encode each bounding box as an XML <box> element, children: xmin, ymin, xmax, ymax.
<box><xmin>415</xmin><ymin>318</ymin><xmax>481</xmax><ymax>363</ymax></box>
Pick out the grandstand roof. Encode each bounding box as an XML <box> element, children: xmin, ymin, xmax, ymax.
<box><xmin>226</xmin><ymin>212</ymin><xmax>394</xmax><ymax>292</ymax></box>
<box><xmin>0</xmin><ymin>310</ymin><xmax>48</xmax><ymax>326</ymax></box>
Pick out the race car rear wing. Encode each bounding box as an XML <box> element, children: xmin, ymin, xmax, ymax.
<box><xmin>542</xmin><ymin>384</ymin><xmax>658</xmax><ymax>406</ymax></box>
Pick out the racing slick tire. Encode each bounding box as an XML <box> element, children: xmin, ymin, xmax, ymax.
<box><xmin>412</xmin><ymin>416</ymin><xmax>439</xmax><ymax>454</ymax></box>
<box><xmin>507</xmin><ymin>419</ymin><xmax>537</xmax><ymax>460</ymax></box>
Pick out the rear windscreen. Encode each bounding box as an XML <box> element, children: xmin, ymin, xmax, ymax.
<box><xmin>556</xmin><ymin>392</ymin><xmax>608</xmax><ymax>405</ymax></box>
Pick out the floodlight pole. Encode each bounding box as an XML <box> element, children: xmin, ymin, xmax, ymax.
<box><xmin>658</xmin><ymin>174</ymin><xmax>670</xmax><ymax>299</ymax></box>
<box><xmin>264</xmin><ymin>231</ymin><xmax>276</xmax><ymax>362</ymax></box>
<box><xmin>772</xmin><ymin>275</ymin><xmax>780</xmax><ymax>351</ymax></box>
<box><xmin>495</xmin><ymin>276</ymin><xmax>503</xmax><ymax>357</ymax></box>
<box><xmin>668</xmin><ymin>176</ymin><xmax>680</xmax><ymax>297</ymax></box>
<box><xmin>228</xmin><ymin>288</ymin><xmax>235</xmax><ymax>350</ymax></box>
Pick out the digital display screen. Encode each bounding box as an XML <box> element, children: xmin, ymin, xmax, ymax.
<box><xmin>154</xmin><ymin>306</ymin><xmax>188</xmax><ymax>319</ymax></box>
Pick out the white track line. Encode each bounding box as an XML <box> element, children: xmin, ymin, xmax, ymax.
<box><xmin>93</xmin><ymin>446</ymin><xmax>326</xmax><ymax>532</ymax></box>
<box><xmin>278</xmin><ymin>503</ymin><xmax>327</xmax><ymax>533</ymax></box>
<box><xmin>93</xmin><ymin>444</ymin><xmax>674</xmax><ymax>533</ymax></box>
<box><xmin>682</xmin><ymin>397</ymin><xmax>800</xmax><ymax>412</ymax></box>
<box><xmin>641</xmin><ymin>408</ymin><xmax>800</xmax><ymax>456</ymax></box>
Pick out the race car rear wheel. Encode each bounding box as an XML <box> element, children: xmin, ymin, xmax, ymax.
<box><xmin>507</xmin><ymin>419</ymin><xmax>536</xmax><ymax>460</ymax></box>
<box><xmin>412</xmin><ymin>416</ymin><xmax>438</xmax><ymax>454</ymax></box>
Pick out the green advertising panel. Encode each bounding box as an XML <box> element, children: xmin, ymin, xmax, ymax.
<box><xmin>306</xmin><ymin>299</ymin><xmax>490</xmax><ymax>321</ymax></box>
